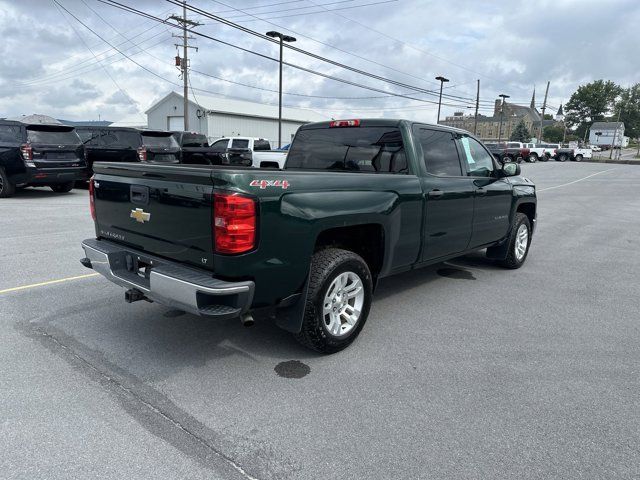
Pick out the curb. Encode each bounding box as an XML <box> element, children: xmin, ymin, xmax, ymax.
<box><xmin>582</xmin><ymin>158</ymin><xmax>640</xmax><ymax>165</ymax></box>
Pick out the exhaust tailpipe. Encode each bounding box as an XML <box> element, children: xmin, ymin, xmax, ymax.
<box><xmin>241</xmin><ymin>313</ymin><xmax>254</xmax><ymax>327</ymax></box>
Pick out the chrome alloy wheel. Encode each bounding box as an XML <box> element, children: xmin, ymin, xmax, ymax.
<box><xmin>322</xmin><ymin>271</ymin><xmax>364</xmax><ymax>337</ymax></box>
<box><xmin>515</xmin><ymin>223</ymin><xmax>529</xmax><ymax>261</ymax></box>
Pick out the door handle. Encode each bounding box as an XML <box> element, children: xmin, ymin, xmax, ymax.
<box><xmin>428</xmin><ymin>189</ymin><xmax>444</xmax><ymax>199</ymax></box>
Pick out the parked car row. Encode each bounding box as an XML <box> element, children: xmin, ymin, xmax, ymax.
<box><xmin>483</xmin><ymin>141</ymin><xmax>594</xmax><ymax>164</ymax></box>
<box><xmin>0</xmin><ymin>117</ymin><xmax>288</xmax><ymax>197</ymax></box>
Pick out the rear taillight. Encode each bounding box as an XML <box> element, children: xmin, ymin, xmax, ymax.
<box><xmin>89</xmin><ymin>176</ymin><xmax>96</xmax><ymax>221</ymax></box>
<box><xmin>329</xmin><ymin>119</ymin><xmax>360</xmax><ymax>127</ymax></box>
<box><xmin>214</xmin><ymin>192</ymin><xmax>256</xmax><ymax>254</ymax></box>
<box><xmin>20</xmin><ymin>144</ymin><xmax>32</xmax><ymax>160</ymax></box>
<box><xmin>137</xmin><ymin>146</ymin><xmax>147</xmax><ymax>162</ymax></box>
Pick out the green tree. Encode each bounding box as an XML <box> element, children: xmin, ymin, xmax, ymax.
<box><xmin>510</xmin><ymin>119</ymin><xmax>531</xmax><ymax>142</ymax></box>
<box><xmin>543</xmin><ymin>125</ymin><xmax>565</xmax><ymax>143</ymax></box>
<box><xmin>565</xmin><ymin>80</ymin><xmax>622</xmax><ymax>130</ymax></box>
<box><xmin>615</xmin><ymin>83</ymin><xmax>640</xmax><ymax>139</ymax></box>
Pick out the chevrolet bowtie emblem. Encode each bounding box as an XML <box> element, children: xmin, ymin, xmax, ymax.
<box><xmin>130</xmin><ymin>208</ymin><xmax>151</xmax><ymax>223</ymax></box>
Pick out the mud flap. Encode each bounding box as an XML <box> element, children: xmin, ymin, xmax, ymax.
<box><xmin>486</xmin><ymin>242</ymin><xmax>509</xmax><ymax>260</ymax></box>
<box><xmin>275</xmin><ymin>275</ymin><xmax>310</xmax><ymax>333</ymax></box>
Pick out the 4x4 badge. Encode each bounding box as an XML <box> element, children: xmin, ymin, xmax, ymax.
<box><xmin>130</xmin><ymin>208</ymin><xmax>151</xmax><ymax>223</ymax></box>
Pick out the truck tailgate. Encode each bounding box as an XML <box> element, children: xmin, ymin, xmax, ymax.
<box><xmin>92</xmin><ymin>163</ymin><xmax>215</xmax><ymax>270</ymax></box>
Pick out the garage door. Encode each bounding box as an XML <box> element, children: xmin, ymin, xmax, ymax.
<box><xmin>167</xmin><ymin>116</ymin><xmax>184</xmax><ymax>131</ymax></box>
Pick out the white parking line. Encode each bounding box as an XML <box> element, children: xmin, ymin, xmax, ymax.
<box><xmin>0</xmin><ymin>273</ymin><xmax>99</xmax><ymax>295</ymax></box>
<box><xmin>538</xmin><ymin>168</ymin><xmax>618</xmax><ymax>192</ymax></box>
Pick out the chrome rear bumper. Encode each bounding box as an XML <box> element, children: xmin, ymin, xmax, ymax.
<box><xmin>81</xmin><ymin>238</ymin><xmax>254</xmax><ymax>319</ymax></box>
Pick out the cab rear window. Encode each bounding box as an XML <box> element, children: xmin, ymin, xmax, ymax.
<box><xmin>286</xmin><ymin>127</ymin><xmax>407</xmax><ymax>173</ymax></box>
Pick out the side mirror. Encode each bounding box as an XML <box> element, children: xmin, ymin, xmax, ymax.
<box><xmin>502</xmin><ymin>162</ymin><xmax>520</xmax><ymax>176</ymax></box>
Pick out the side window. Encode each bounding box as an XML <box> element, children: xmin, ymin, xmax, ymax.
<box><xmin>457</xmin><ymin>136</ymin><xmax>495</xmax><ymax>177</ymax></box>
<box><xmin>414</xmin><ymin>127</ymin><xmax>462</xmax><ymax>176</ymax></box>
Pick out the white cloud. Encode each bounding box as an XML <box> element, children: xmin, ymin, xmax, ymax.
<box><xmin>0</xmin><ymin>0</ymin><xmax>638</xmax><ymax>124</ymax></box>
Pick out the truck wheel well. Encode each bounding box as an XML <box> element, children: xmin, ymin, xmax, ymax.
<box><xmin>314</xmin><ymin>224</ymin><xmax>384</xmax><ymax>278</ymax></box>
<box><xmin>517</xmin><ymin>202</ymin><xmax>536</xmax><ymax>226</ymax></box>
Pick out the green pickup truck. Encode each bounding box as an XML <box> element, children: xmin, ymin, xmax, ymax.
<box><xmin>81</xmin><ymin>119</ymin><xmax>536</xmax><ymax>353</ymax></box>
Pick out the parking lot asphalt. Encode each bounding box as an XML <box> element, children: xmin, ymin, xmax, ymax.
<box><xmin>2</xmin><ymin>162</ymin><xmax>640</xmax><ymax>479</ymax></box>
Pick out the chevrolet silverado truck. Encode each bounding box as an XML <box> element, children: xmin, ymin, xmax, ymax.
<box><xmin>80</xmin><ymin>119</ymin><xmax>536</xmax><ymax>353</ymax></box>
<box><xmin>0</xmin><ymin>119</ymin><xmax>89</xmax><ymax>197</ymax></box>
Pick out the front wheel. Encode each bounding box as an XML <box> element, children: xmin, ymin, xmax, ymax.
<box><xmin>574</xmin><ymin>154</ymin><xmax>583</xmax><ymax>162</ymax></box>
<box><xmin>0</xmin><ymin>167</ymin><xmax>16</xmax><ymax>198</ymax></box>
<box><xmin>50</xmin><ymin>182</ymin><xmax>74</xmax><ymax>193</ymax></box>
<box><xmin>558</xmin><ymin>153</ymin><xmax>569</xmax><ymax>162</ymax></box>
<box><xmin>527</xmin><ymin>154</ymin><xmax>538</xmax><ymax>163</ymax></box>
<box><xmin>295</xmin><ymin>248</ymin><xmax>373</xmax><ymax>354</ymax></box>
<box><xmin>497</xmin><ymin>213</ymin><xmax>532</xmax><ymax>269</ymax></box>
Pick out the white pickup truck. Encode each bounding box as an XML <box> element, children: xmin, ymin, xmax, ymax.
<box><xmin>523</xmin><ymin>143</ymin><xmax>548</xmax><ymax>162</ymax></box>
<box><xmin>209</xmin><ymin>136</ymin><xmax>287</xmax><ymax>168</ymax></box>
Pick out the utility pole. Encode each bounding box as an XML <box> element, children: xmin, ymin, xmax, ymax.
<box><xmin>497</xmin><ymin>94</ymin><xmax>510</xmax><ymax>143</ymax></box>
<box><xmin>473</xmin><ymin>79</ymin><xmax>480</xmax><ymax>135</ymax></box>
<box><xmin>170</xmin><ymin>2</ymin><xmax>202</xmax><ymax>131</ymax></box>
<box><xmin>435</xmin><ymin>76</ymin><xmax>449</xmax><ymax>124</ymax></box>
<box><xmin>609</xmin><ymin>107</ymin><xmax>622</xmax><ymax>160</ymax></box>
<box><xmin>539</xmin><ymin>81</ymin><xmax>550</xmax><ymax>144</ymax></box>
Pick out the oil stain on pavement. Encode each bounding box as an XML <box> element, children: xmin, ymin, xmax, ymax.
<box><xmin>274</xmin><ymin>360</ymin><xmax>310</xmax><ymax>379</ymax></box>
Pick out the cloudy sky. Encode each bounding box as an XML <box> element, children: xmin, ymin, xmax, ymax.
<box><xmin>0</xmin><ymin>0</ymin><xmax>638</xmax><ymax>124</ymax></box>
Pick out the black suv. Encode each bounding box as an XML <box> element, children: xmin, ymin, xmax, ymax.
<box><xmin>0</xmin><ymin>120</ymin><xmax>89</xmax><ymax>197</ymax></box>
<box><xmin>76</xmin><ymin>127</ymin><xmax>180</xmax><ymax>170</ymax></box>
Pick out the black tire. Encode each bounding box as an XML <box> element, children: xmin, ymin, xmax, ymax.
<box><xmin>574</xmin><ymin>154</ymin><xmax>583</xmax><ymax>162</ymax></box>
<box><xmin>50</xmin><ymin>182</ymin><xmax>74</xmax><ymax>193</ymax></box>
<box><xmin>0</xmin><ymin>167</ymin><xmax>16</xmax><ymax>198</ymax></box>
<box><xmin>497</xmin><ymin>213</ymin><xmax>531</xmax><ymax>269</ymax></box>
<box><xmin>542</xmin><ymin>154</ymin><xmax>550</xmax><ymax>162</ymax></box>
<box><xmin>295</xmin><ymin>248</ymin><xmax>373</xmax><ymax>354</ymax></box>
<box><xmin>558</xmin><ymin>153</ymin><xmax>568</xmax><ymax>162</ymax></box>
<box><xmin>527</xmin><ymin>154</ymin><xmax>538</xmax><ymax>163</ymax></box>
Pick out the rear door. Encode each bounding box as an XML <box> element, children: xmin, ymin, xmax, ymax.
<box><xmin>26</xmin><ymin>126</ymin><xmax>85</xmax><ymax>169</ymax></box>
<box><xmin>414</xmin><ymin>126</ymin><xmax>475</xmax><ymax>261</ymax></box>
<box><xmin>456</xmin><ymin>135</ymin><xmax>512</xmax><ymax>247</ymax></box>
<box><xmin>93</xmin><ymin>164</ymin><xmax>215</xmax><ymax>269</ymax></box>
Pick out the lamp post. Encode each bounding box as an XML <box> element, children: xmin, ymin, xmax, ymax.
<box><xmin>266</xmin><ymin>31</ymin><xmax>296</xmax><ymax>148</ymax></box>
<box><xmin>435</xmin><ymin>76</ymin><xmax>449</xmax><ymax>124</ymax></box>
<box><xmin>497</xmin><ymin>94</ymin><xmax>510</xmax><ymax>143</ymax></box>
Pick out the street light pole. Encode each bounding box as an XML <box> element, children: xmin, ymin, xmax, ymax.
<box><xmin>497</xmin><ymin>94</ymin><xmax>510</xmax><ymax>143</ymax></box>
<box><xmin>266</xmin><ymin>31</ymin><xmax>296</xmax><ymax>148</ymax></box>
<box><xmin>435</xmin><ymin>76</ymin><xmax>449</xmax><ymax>124</ymax></box>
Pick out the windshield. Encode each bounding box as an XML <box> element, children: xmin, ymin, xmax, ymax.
<box><xmin>102</xmin><ymin>130</ymin><xmax>141</xmax><ymax>147</ymax></box>
<box><xmin>142</xmin><ymin>133</ymin><xmax>178</xmax><ymax>148</ymax></box>
<box><xmin>27</xmin><ymin>127</ymin><xmax>81</xmax><ymax>145</ymax></box>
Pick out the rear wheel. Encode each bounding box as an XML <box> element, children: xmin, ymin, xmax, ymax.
<box><xmin>498</xmin><ymin>213</ymin><xmax>531</xmax><ymax>269</ymax></box>
<box><xmin>295</xmin><ymin>248</ymin><xmax>373</xmax><ymax>354</ymax></box>
<box><xmin>558</xmin><ymin>153</ymin><xmax>569</xmax><ymax>162</ymax></box>
<box><xmin>527</xmin><ymin>154</ymin><xmax>538</xmax><ymax>163</ymax></box>
<box><xmin>50</xmin><ymin>182</ymin><xmax>74</xmax><ymax>193</ymax></box>
<box><xmin>0</xmin><ymin>167</ymin><xmax>16</xmax><ymax>198</ymax></box>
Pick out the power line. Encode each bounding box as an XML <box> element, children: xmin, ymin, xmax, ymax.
<box><xmin>51</xmin><ymin>0</ymin><xmax>142</xmax><ymax>117</ymax></box>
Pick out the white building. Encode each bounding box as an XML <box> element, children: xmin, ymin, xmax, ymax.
<box><xmin>145</xmin><ymin>91</ymin><xmax>327</xmax><ymax>145</ymax></box>
<box><xmin>589</xmin><ymin>121</ymin><xmax>625</xmax><ymax>148</ymax></box>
